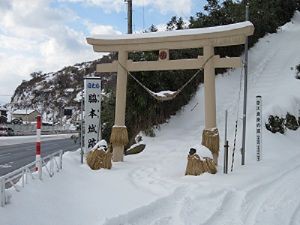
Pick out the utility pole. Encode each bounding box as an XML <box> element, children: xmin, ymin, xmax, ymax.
<box><xmin>126</xmin><ymin>0</ymin><xmax>133</xmax><ymax>34</ymax></box>
<box><xmin>241</xmin><ymin>4</ymin><xmax>249</xmax><ymax>165</ymax></box>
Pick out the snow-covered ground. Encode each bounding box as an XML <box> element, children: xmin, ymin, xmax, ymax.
<box><xmin>1</xmin><ymin>12</ymin><xmax>300</xmax><ymax>225</ymax></box>
<box><xmin>0</xmin><ymin>134</ymin><xmax>74</xmax><ymax>147</ymax></box>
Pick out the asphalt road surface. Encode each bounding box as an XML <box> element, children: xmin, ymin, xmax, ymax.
<box><xmin>0</xmin><ymin>138</ymin><xmax>79</xmax><ymax>176</ymax></box>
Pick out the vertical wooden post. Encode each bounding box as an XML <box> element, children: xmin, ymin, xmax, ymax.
<box><xmin>110</xmin><ymin>51</ymin><xmax>129</xmax><ymax>162</ymax></box>
<box><xmin>202</xmin><ymin>45</ymin><xmax>220</xmax><ymax>165</ymax></box>
<box><xmin>204</xmin><ymin>45</ymin><xmax>216</xmax><ymax>129</ymax></box>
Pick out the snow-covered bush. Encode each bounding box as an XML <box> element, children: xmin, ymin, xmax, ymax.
<box><xmin>266</xmin><ymin>113</ymin><xmax>299</xmax><ymax>134</ymax></box>
<box><xmin>285</xmin><ymin>113</ymin><xmax>299</xmax><ymax>130</ymax></box>
<box><xmin>265</xmin><ymin>115</ymin><xmax>285</xmax><ymax>134</ymax></box>
<box><xmin>296</xmin><ymin>64</ymin><xmax>300</xmax><ymax>79</ymax></box>
<box><xmin>144</xmin><ymin>128</ymin><xmax>155</xmax><ymax>137</ymax></box>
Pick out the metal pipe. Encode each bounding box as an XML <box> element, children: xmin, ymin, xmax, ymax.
<box><xmin>225</xmin><ymin>110</ymin><xmax>228</xmax><ymax>141</ymax></box>
<box><xmin>241</xmin><ymin>4</ymin><xmax>249</xmax><ymax>166</ymax></box>
<box><xmin>127</xmin><ymin>0</ymin><xmax>133</xmax><ymax>34</ymax></box>
<box><xmin>224</xmin><ymin>110</ymin><xmax>228</xmax><ymax>174</ymax></box>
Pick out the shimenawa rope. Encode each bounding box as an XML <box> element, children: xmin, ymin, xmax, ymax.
<box><xmin>117</xmin><ymin>54</ymin><xmax>215</xmax><ymax>102</ymax></box>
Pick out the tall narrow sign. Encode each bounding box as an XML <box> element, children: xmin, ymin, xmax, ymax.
<box><xmin>84</xmin><ymin>77</ymin><xmax>101</xmax><ymax>152</ymax></box>
<box><xmin>256</xmin><ymin>96</ymin><xmax>262</xmax><ymax>161</ymax></box>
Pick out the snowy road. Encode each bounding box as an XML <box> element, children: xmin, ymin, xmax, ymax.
<box><xmin>0</xmin><ymin>137</ymin><xmax>79</xmax><ymax>176</ymax></box>
<box><xmin>0</xmin><ymin>133</ymin><xmax>74</xmax><ymax>147</ymax></box>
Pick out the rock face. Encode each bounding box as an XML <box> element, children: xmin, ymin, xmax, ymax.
<box><xmin>125</xmin><ymin>143</ymin><xmax>146</xmax><ymax>155</ymax></box>
<box><xmin>9</xmin><ymin>56</ymin><xmax>116</xmax><ymax>123</ymax></box>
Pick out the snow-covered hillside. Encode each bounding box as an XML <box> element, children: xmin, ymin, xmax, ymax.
<box><xmin>8</xmin><ymin>58</ymin><xmax>116</xmax><ymax>124</ymax></box>
<box><xmin>1</xmin><ymin>12</ymin><xmax>300</xmax><ymax>225</ymax></box>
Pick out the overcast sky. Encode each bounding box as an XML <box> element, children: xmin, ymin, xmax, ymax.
<box><xmin>0</xmin><ymin>0</ymin><xmax>205</xmax><ymax>104</ymax></box>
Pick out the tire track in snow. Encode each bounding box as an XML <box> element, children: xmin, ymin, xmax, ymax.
<box><xmin>102</xmin><ymin>185</ymin><xmax>236</xmax><ymax>225</ymax></box>
<box><xmin>289</xmin><ymin>199</ymin><xmax>300</xmax><ymax>225</ymax></box>
<box><xmin>127</xmin><ymin>145</ymin><xmax>184</xmax><ymax>196</ymax></box>
<box><xmin>102</xmin><ymin>186</ymin><xmax>187</xmax><ymax>225</ymax></box>
<box><xmin>128</xmin><ymin>165</ymin><xmax>175</xmax><ymax>196</ymax></box>
<box><xmin>255</xmin><ymin>177</ymin><xmax>300</xmax><ymax>225</ymax></box>
<box><xmin>250</xmin><ymin>165</ymin><xmax>300</xmax><ymax>225</ymax></box>
<box><xmin>181</xmin><ymin>190</ymin><xmax>244</xmax><ymax>225</ymax></box>
<box><xmin>240</xmin><ymin>154</ymin><xmax>300</xmax><ymax>225</ymax></box>
<box><xmin>101</xmin><ymin>146</ymin><xmax>300</xmax><ymax>225</ymax></box>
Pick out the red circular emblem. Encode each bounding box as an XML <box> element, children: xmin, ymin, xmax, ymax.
<box><xmin>159</xmin><ymin>50</ymin><xmax>168</xmax><ymax>60</ymax></box>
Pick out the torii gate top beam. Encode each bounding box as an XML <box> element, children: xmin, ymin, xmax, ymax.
<box><xmin>87</xmin><ymin>21</ymin><xmax>254</xmax><ymax>52</ymax></box>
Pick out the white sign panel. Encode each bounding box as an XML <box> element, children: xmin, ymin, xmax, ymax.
<box><xmin>256</xmin><ymin>96</ymin><xmax>262</xmax><ymax>161</ymax></box>
<box><xmin>84</xmin><ymin>77</ymin><xmax>101</xmax><ymax>152</ymax></box>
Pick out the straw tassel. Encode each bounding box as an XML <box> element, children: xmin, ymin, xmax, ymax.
<box><xmin>110</xmin><ymin>126</ymin><xmax>129</xmax><ymax>146</ymax></box>
<box><xmin>202</xmin><ymin>128</ymin><xmax>220</xmax><ymax>165</ymax></box>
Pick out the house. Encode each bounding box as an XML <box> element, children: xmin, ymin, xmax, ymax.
<box><xmin>64</xmin><ymin>107</ymin><xmax>74</xmax><ymax>116</ymax></box>
<box><xmin>12</xmin><ymin>109</ymin><xmax>39</xmax><ymax>123</ymax></box>
<box><xmin>0</xmin><ymin>106</ymin><xmax>8</xmax><ymax>124</ymax></box>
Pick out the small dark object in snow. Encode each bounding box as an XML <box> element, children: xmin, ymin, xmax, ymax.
<box><xmin>189</xmin><ymin>148</ymin><xmax>196</xmax><ymax>155</ymax></box>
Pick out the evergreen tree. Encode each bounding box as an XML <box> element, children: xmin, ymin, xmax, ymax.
<box><xmin>166</xmin><ymin>16</ymin><xmax>186</xmax><ymax>30</ymax></box>
<box><xmin>148</xmin><ymin>24</ymin><xmax>158</xmax><ymax>32</ymax></box>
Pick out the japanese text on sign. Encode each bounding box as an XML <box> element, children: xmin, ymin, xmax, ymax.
<box><xmin>256</xmin><ymin>96</ymin><xmax>262</xmax><ymax>161</ymax></box>
<box><xmin>84</xmin><ymin>77</ymin><xmax>101</xmax><ymax>152</ymax></box>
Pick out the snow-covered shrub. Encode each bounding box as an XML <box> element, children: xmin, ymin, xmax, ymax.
<box><xmin>144</xmin><ymin>128</ymin><xmax>155</xmax><ymax>137</ymax></box>
<box><xmin>285</xmin><ymin>113</ymin><xmax>299</xmax><ymax>130</ymax></box>
<box><xmin>266</xmin><ymin>113</ymin><xmax>299</xmax><ymax>134</ymax></box>
<box><xmin>296</xmin><ymin>64</ymin><xmax>300</xmax><ymax>79</ymax></box>
<box><xmin>265</xmin><ymin>115</ymin><xmax>285</xmax><ymax>134</ymax></box>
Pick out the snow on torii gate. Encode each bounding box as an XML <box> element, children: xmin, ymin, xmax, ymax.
<box><xmin>87</xmin><ymin>22</ymin><xmax>254</xmax><ymax>163</ymax></box>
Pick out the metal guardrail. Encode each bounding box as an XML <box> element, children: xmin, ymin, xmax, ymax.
<box><xmin>6</xmin><ymin>124</ymin><xmax>77</xmax><ymax>136</ymax></box>
<box><xmin>0</xmin><ymin>150</ymin><xmax>63</xmax><ymax>207</ymax></box>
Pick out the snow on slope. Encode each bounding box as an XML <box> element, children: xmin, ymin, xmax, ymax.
<box><xmin>1</xmin><ymin>12</ymin><xmax>300</xmax><ymax>225</ymax></box>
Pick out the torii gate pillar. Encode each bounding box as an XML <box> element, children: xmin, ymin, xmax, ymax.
<box><xmin>110</xmin><ymin>51</ymin><xmax>129</xmax><ymax>162</ymax></box>
<box><xmin>202</xmin><ymin>45</ymin><xmax>219</xmax><ymax>165</ymax></box>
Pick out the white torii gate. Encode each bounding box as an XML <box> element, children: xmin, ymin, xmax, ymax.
<box><xmin>87</xmin><ymin>22</ymin><xmax>254</xmax><ymax>164</ymax></box>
